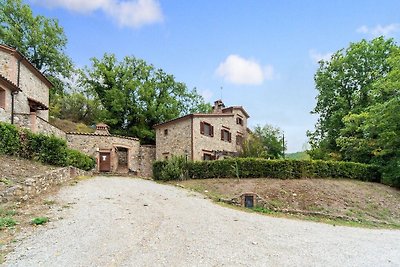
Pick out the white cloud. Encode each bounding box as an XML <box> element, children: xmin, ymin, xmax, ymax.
<box><xmin>309</xmin><ymin>49</ymin><xmax>333</xmax><ymax>64</ymax></box>
<box><xmin>357</xmin><ymin>23</ymin><xmax>400</xmax><ymax>37</ymax></box>
<box><xmin>33</xmin><ymin>0</ymin><xmax>163</xmax><ymax>28</ymax></box>
<box><xmin>215</xmin><ymin>54</ymin><xmax>275</xmax><ymax>85</ymax></box>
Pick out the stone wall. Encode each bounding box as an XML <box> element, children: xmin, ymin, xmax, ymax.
<box><xmin>0</xmin><ymin>49</ymin><xmax>17</xmax><ymax>82</ymax></box>
<box><xmin>67</xmin><ymin>133</ymin><xmax>141</xmax><ymax>173</ymax></box>
<box><xmin>37</xmin><ymin>116</ymin><xmax>66</xmax><ymax>139</ymax></box>
<box><xmin>155</xmin><ymin>117</ymin><xmax>192</xmax><ymax>160</ymax></box>
<box><xmin>13</xmin><ymin>113</ymin><xmax>66</xmax><ymax>139</ymax></box>
<box><xmin>139</xmin><ymin>145</ymin><xmax>156</xmax><ymax>177</ymax></box>
<box><xmin>0</xmin><ymin>107</ymin><xmax>10</xmax><ymax>123</ymax></box>
<box><xmin>0</xmin><ymin>167</ymin><xmax>89</xmax><ymax>203</ymax></box>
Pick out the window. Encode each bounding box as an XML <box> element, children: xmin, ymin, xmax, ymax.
<box><xmin>236</xmin><ymin>135</ymin><xmax>243</xmax><ymax>146</ymax></box>
<box><xmin>203</xmin><ymin>153</ymin><xmax>215</xmax><ymax>161</ymax></box>
<box><xmin>0</xmin><ymin>89</ymin><xmax>5</xmax><ymax>109</ymax></box>
<box><xmin>221</xmin><ymin>129</ymin><xmax>231</xmax><ymax>142</ymax></box>
<box><xmin>236</xmin><ymin>117</ymin><xmax>243</xmax><ymax>126</ymax></box>
<box><xmin>200</xmin><ymin>121</ymin><xmax>214</xmax><ymax>137</ymax></box>
<box><xmin>164</xmin><ymin>129</ymin><xmax>168</xmax><ymax>136</ymax></box>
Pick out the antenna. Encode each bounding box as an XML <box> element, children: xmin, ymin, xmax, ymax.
<box><xmin>220</xmin><ymin>86</ymin><xmax>223</xmax><ymax>100</ymax></box>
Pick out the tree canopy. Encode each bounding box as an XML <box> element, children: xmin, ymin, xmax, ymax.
<box><xmin>309</xmin><ymin>37</ymin><xmax>400</xmax><ymax>186</ymax></box>
<box><xmin>0</xmin><ymin>0</ymin><xmax>73</xmax><ymax>94</ymax></box>
<box><xmin>79</xmin><ymin>53</ymin><xmax>211</xmax><ymax>144</ymax></box>
<box><xmin>240</xmin><ymin>124</ymin><xmax>286</xmax><ymax>159</ymax></box>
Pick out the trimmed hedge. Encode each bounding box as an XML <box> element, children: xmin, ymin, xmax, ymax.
<box><xmin>0</xmin><ymin>122</ymin><xmax>95</xmax><ymax>171</ymax></box>
<box><xmin>153</xmin><ymin>158</ymin><xmax>381</xmax><ymax>182</ymax></box>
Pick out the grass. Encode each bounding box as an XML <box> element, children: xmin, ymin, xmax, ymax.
<box><xmin>0</xmin><ymin>217</ymin><xmax>17</xmax><ymax>229</ymax></box>
<box><xmin>31</xmin><ymin>217</ymin><xmax>49</xmax><ymax>225</ymax></box>
<box><xmin>170</xmin><ymin>178</ymin><xmax>400</xmax><ymax>229</ymax></box>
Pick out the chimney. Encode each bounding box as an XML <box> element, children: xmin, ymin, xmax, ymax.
<box><xmin>212</xmin><ymin>100</ymin><xmax>225</xmax><ymax>113</ymax></box>
<box><xmin>95</xmin><ymin>123</ymin><xmax>110</xmax><ymax>135</ymax></box>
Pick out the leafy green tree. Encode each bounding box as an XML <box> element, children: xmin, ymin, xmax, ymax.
<box><xmin>240</xmin><ymin>124</ymin><xmax>286</xmax><ymax>159</ymax></box>
<box><xmin>338</xmin><ymin>48</ymin><xmax>400</xmax><ymax>186</ymax></box>
<box><xmin>0</xmin><ymin>0</ymin><xmax>73</xmax><ymax>94</ymax></box>
<box><xmin>50</xmin><ymin>91</ymin><xmax>104</xmax><ymax>125</ymax></box>
<box><xmin>308</xmin><ymin>37</ymin><xmax>397</xmax><ymax>160</ymax></box>
<box><xmin>80</xmin><ymin>53</ymin><xmax>211</xmax><ymax>143</ymax></box>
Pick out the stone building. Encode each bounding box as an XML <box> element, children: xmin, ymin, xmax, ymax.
<box><xmin>154</xmin><ymin>100</ymin><xmax>249</xmax><ymax>161</ymax></box>
<box><xmin>0</xmin><ymin>44</ymin><xmax>65</xmax><ymax>138</ymax></box>
<box><xmin>67</xmin><ymin>124</ymin><xmax>155</xmax><ymax>177</ymax></box>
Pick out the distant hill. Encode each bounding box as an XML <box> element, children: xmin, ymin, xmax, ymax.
<box><xmin>286</xmin><ymin>151</ymin><xmax>310</xmax><ymax>160</ymax></box>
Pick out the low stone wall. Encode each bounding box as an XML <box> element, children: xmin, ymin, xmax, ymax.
<box><xmin>0</xmin><ymin>166</ymin><xmax>89</xmax><ymax>203</ymax></box>
<box><xmin>139</xmin><ymin>145</ymin><xmax>156</xmax><ymax>177</ymax></box>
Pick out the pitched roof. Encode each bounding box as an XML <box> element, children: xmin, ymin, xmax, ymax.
<box><xmin>222</xmin><ymin>106</ymin><xmax>250</xmax><ymax>118</ymax></box>
<box><xmin>0</xmin><ymin>74</ymin><xmax>20</xmax><ymax>92</ymax></box>
<box><xmin>0</xmin><ymin>44</ymin><xmax>53</xmax><ymax>88</ymax></box>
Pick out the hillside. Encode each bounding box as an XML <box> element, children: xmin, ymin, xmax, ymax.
<box><xmin>172</xmin><ymin>178</ymin><xmax>400</xmax><ymax>228</ymax></box>
<box><xmin>49</xmin><ymin>118</ymin><xmax>94</xmax><ymax>133</ymax></box>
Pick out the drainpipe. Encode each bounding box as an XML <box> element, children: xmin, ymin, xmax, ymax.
<box><xmin>11</xmin><ymin>59</ymin><xmax>22</xmax><ymax>124</ymax></box>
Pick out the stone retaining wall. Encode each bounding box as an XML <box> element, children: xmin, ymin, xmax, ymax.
<box><xmin>0</xmin><ymin>166</ymin><xmax>89</xmax><ymax>203</ymax></box>
<box><xmin>139</xmin><ymin>145</ymin><xmax>156</xmax><ymax>177</ymax></box>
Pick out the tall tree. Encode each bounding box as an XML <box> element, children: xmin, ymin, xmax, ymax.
<box><xmin>0</xmin><ymin>0</ymin><xmax>73</xmax><ymax>94</ymax></box>
<box><xmin>240</xmin><ymin>124</ymin><xmax>286</xmax><ymax>159</ymax></box>
<box><xmin>337</xmin><ymin>48</ymin><xmax>400</xmax><ymax>186</ymax></box>
<box><xmin>308</xmin><ymin>37</ymin><xmax>397</xmax><ymax>159</ymax></box>
<box><xmin>80</xmin><ymin>53</ymin><xmax>211</xmax><ymax>144</ymax></box>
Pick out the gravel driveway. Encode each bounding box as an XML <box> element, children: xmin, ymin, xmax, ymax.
<box><xmin>4</xmin><ymin>176</ymin><xmax>400</xmax><ymax>266</ymax></box>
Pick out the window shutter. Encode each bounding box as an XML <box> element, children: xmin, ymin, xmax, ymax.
<box><xmin>221</xmin><ymin>129</ymin><xmax>224</xmax><ymax>140</ymax></box>
<box><xmin>200</xmin><ymin>121</ymin><xmax>204</xmax><ymax>134</ymax></box>
<box><xmin>228</xmin><ymin>132</ymin><xmax>232</xmax><ymax>142</ymax></box>
<box><xmin>211</xmin><ymin>125</ymin><xmax>214</xmax><ymax>137</ymax></box>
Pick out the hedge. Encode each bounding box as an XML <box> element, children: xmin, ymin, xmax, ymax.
<box><xmin>153</xmin><ymin>157</ymin><xmax>381</xmax><ymax>182</ymax></box>
<box><xmin>0</xmin><ymin>122</ymin><xmax>95</xmax><ymax>171</ymax></box>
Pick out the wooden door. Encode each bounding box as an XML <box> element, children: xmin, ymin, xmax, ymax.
<box><xmin>99</xmin><ymin>152</ymin><xmax>111</xmax><ymax>172</ymax></box>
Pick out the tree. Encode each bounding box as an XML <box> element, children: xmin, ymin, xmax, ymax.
<box><xmin>240</xmin><ymin>124</ymin><xmax>286</xmax><ymax>159</ymax></box>
<box><xmin>0</xmin><ymin>0</ymin><xmax>73</xmax><ymax>94</ymax></box>
<box><xmin>308</xmin><ymin>37</ymin><xmax>397</xmax><ymax>160</ymax></box>
<box><xmin>337</xmin><ymin>48</ymin><xmax>400</xmax><ymax>186</ymax></box>
<box><xmin>80</xmin><ymin>53</ymin><xmax>211</xmax><ymax>144</ymax></box>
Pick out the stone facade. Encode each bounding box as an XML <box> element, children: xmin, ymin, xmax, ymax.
<box><xmin>139</xmin><ymin>145</ymin><xmax>156</xmax><ymax>177</ymax></box>
<box><xmin>0</xmin><ymin>166</ymin><xmax>89</xmax><ymax>203</ymax></box>
<box><xmin>155</xmin><ymin>100</ymin><xmax>249</xmax><ymax>161</ymax></box>
<box><xmin>0</xmin><ymin>44</ymin><xmax>52</xmax><ymax>131</ymax></box>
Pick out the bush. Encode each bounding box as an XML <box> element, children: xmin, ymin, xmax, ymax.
<box><xmin>155</xmin><ymin>155</ymin><xmax>188</xmax><ymax>181</ymax></box>
<box><xmin>0</xmin><ymin>123</ymin><xmax>21</xmax><ymax>155</ymax></box>
<box><xmin>0</xmin><ymin>122</ymin><xmax>94</xmax><ymax>171</ymax></box>
<box><xmin>66</xmin><ymin>149</ymin><xmax>96</xmax><ymax>171</ymax></box>
<box><xmin>153</xmin><ymin>158</ymin><xmax>380</xmax><ymax>182</ymax></box>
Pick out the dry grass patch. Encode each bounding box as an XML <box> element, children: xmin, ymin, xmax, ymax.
<box><xmin>170</xmin><ymin>178</ymin><xmax>400</xmax><ymax>228</ymax></box>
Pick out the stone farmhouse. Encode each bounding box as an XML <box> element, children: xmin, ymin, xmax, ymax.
<box><xmin>0</xmin><ymin>44</ymin><xmax>154</xmax><ymax>176</ymax></box>
<box><xmin>154</xmin><ymin>100</ymin><xmax>249</xmax><ymax>161</ymax></box>
<box><xmin>1</xmin><ymin>44</ymin><xmax>250</xmax><ymax>176</ymax></box>
<box><xmin>0</xmin><ymin>44</ymin><xmax>64</xmax><ymax>137</ymax></box>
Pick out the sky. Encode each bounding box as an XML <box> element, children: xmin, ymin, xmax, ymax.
<box><xmin>28</xmin><ymin>0</ymin><xmax>400</xmax><ymax>152</ymax></box>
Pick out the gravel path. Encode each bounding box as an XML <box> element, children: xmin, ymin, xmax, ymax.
<box><xmin>4</xmin><ymin>176</ymin><xmax>400</xmax><ymax>266</ymax></box>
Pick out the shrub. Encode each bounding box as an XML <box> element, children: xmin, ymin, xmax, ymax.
<box><xmin>156</xmin><ymin>155</ymin><xmax>188</xmax><ymax>181</ymax></box>
<box><xmin>0</xmin><ymin>123</ymin><xmax>21</xmax><ymax>155</ymax></box>
<box><xmin>153</xmin><ymin>158</ymin><xmax>380</xmax><ymax>182</ymax></box>
<box><xmin>0</xmin><ymin>122</ymin><xmax>94</xmax><ymax>171</ymax></box>
<box><xmin>66</xmin><ymin>149</ymin><xmax>95</xmax><ymax>171</ymax></box>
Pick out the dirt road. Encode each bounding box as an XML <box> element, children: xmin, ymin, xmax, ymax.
<box><xmin>4</xmin><ymin>177</ymin><xmax>400</xmax><ymax>266</ymax></box>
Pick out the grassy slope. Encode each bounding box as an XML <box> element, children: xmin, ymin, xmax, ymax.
<box><xmin>170</xmin><ymin>178</ymin><xmax>400</xmax><ymax>228</ymax></box>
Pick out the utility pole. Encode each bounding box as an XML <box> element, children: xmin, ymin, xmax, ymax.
<box><xmin>282</xmin><ymin>133</ymin><xmax>285</xmax><ymax>159</ymax></box>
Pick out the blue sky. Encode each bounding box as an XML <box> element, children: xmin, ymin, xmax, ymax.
<box><xmin>29</xmin><ymin>0</ymin><xmax>400</xmax><ymax>152</ymax></box>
